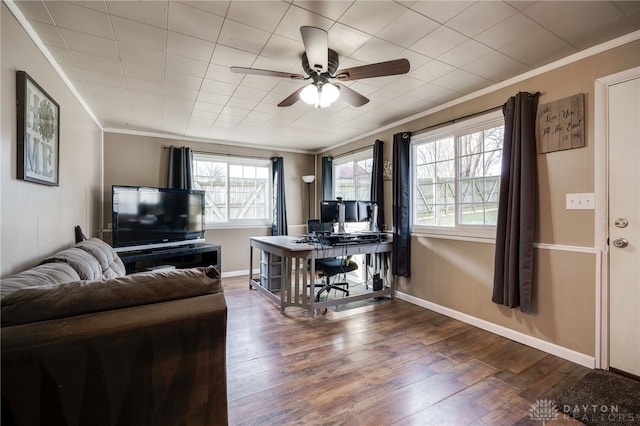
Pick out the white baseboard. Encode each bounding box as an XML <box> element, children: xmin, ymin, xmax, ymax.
<box><xmin>395</xmin><ymin>291</ymin><xmax>595</xmax><ymax>369</ymax></box>
<box><xmin>221</xmin><ymin>268</ymin><xmax>259</xmax><ymax>278</ymax></box>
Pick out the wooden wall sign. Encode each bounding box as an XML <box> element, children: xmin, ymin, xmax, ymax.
<box><xmin>537</xmin><ymin>93</ymin><xmax>585</xmax><ymax>153</ymax></box>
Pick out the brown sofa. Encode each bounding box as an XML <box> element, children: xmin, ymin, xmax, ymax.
<box><xmin>1</xmin><ymin>238</ymin><xmax>228</xmax><ymax>426</ymax></box>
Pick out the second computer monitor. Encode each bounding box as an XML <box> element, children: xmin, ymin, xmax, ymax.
<box><xmin>320</xmin><ymin>199</ymin><xmax>372</xmax><ymax>223</ymax></box>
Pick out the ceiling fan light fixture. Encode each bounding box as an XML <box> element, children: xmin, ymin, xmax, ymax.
<box><xmin>300</xmin><ymin>83</ymin><xmax>340</xmax><ymax>108</ymax></box>
<box><xmin>319</xmin><ymin>83</ymin><xmax>340</xmax><ymax>107</ymax></box>
<box><xmin>300</xmin><ymin>84</ymin><xmax>319</xmax><ymax>106</ymax></box>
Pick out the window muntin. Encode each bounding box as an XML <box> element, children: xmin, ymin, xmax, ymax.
<box><xmin>412</xmin><ymin>111</ymin><xmax>504</xmax><ymax>238</ymax></box>
<box><xmin>414</xmin><ymin>136</ymin><xmax>455</xmax><ymax>227</ymax></box>
<box><xmin>333</xmin><ymin>151</ymin><xmax>373</xmax><ymax>201</ymax></box>
<box><xmin>457</xmin><ymin>125</ymin><xmax>503</xmax><ymax>226</ymax></box>
<box><xmin>193</xmin><ymin>154</ymin><xmax>270</xmax><ymax>227</ymax></box>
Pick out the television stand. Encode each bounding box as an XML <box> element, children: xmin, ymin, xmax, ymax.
<box><xmin>118</xmin><ymin>243</ymin><xmax>221</xmax><ymax>274</ymax></box>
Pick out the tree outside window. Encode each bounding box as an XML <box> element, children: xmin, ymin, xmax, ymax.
<box><xmin>334</xmin><ymin>153</ymin><xmax>373</xmax><ymax>201</ymax></box>
<box><xmin>412</xmin><ymin>111</ymin><xmax>504</xmax><ymax>238</ymax></box>
<box><xmin>193</xmin><ymin>154</ymin><xmax>270</xmax><ymax>226</ymax></box>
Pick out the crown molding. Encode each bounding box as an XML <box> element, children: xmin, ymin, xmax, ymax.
<box><xmin>323</xmin><ymin>30</ymin><xmax>640</xmax><ymax>154</ymax></box>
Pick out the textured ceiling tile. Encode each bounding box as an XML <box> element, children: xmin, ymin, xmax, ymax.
<box><xmin>45</xmin><ymin>1</ymin><xmax>112</xmax><ymax>38</ymax></box>
<box><xmin>168</xmin><ymin>1</ymin><xmax>224</xmax><ymax>42</ymax></box>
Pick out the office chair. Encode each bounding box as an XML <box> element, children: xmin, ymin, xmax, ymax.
<box><xmin>306</xmin><ymin>219</ymin><xmax>357</xmax><ymax>301</ymax></box>
<box><xmin>314</xmin><ymin>255</ymin><xmax>358</xmax><ymax>302</ymax></box>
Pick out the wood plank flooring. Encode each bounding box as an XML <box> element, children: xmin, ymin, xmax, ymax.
<box><xmin>223</xmin><ymin>275</ymin><xmax>590</xmax><ymax>425</ymax></box>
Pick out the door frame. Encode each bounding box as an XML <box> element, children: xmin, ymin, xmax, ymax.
<box><xmin>594</xmin><ymin>67</ymin><xmax>640</xmax><ymax>370</ymax></box>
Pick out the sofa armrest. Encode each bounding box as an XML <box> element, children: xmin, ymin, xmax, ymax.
<box><xmin>1</xmin><ymin>293</ymin><xmax>228</xmax><ymax>426</ymax></box>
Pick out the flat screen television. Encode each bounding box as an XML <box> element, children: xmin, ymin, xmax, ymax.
<box><xmin>112</xmin><ymin>185</ymin><xmax>206</xmax><ymax>251</ymax></box>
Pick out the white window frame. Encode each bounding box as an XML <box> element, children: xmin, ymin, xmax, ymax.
<box><xmin>192</xmin><ymin>153</ymin><xmax>272</xmax><ymax>228</ymax></box>
<box><xmin>411</xmin><ymin>110</ymin><xmax>504</xmax><ymax>240</ymax></box>
<box><xmin>332</xmin><ymin>150</ymin><xmax>373</xmax><ymax>201</ymax></box>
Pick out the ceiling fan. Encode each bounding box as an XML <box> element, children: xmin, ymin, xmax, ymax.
<box><xmin>230</xmin><ymin>26</ymin><xmax>410</xmax><ymax>108</ymax></box>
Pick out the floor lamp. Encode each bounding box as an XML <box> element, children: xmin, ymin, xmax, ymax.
<box><xmin>302</xmin><ymin>175</ymin><xmax>315</xmax><ymax>219</ymax></box>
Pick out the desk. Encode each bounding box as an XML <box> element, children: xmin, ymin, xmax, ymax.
<box><xmin>248</xmin><ymin>236</ymin><xmax>392</xmax><ymax>316</ymax></box>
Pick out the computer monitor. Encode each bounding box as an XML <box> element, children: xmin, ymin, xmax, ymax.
<box><xmin>319</xmin><ymin>200</ymin><xmax>339</xmax><ymax>223</ymax></box>
<box><xmin>357</xmin><ymin>201</ymin><xmax>371</xmax><ymax>222</ymax></box>
<box><xmin>320</xmin><ymin>199</ymin><xmax>377</xmax><ymax>232</ymax></box>
<box><xmin>307</xmin><ymin>219</ymin><xmax>333</xmax><ymax>234</ymax></box>
<box><xmin>343</xmin><ymin>201</ymin><xmax>359</xmax><ymax>222</ymax></box>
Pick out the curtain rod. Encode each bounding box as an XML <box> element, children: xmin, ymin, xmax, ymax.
<box><xmin>414</xmin><ymin>91</ymin><xmax>541</xmax><ymax>135</ymax></box>
<box><xmin>413</xmin><ymin>105</ymin><xmax>503</xmax><ymax>135</ymax></box>
<box><xmin>333</xmin><ymin>142</ymin><xmax>375</xmax><ymax>159</ymax></box>
<box><xmin>163</xmin><ymin>145</ymin><xmax>272</xmax><ymax>160</ymax></box>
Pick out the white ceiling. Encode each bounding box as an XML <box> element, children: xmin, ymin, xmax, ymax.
<box><xmin>10</xmin><ymin>0</ymin><xmax>640</xmax><ymax>152</ymax></box>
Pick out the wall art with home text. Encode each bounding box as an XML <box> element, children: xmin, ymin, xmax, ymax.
<box><xmin>16</xmin><ymin>70</ymin><xmax>60</xmax><ymax>186</ymax></box>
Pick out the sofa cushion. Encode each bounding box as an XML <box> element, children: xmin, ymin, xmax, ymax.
<box><xmin>74</xmin><ymin>238</ymin><xmax>126</xmax><ymax>278</ymax></box>
<box><xmin>1</xmin><ymin>266</ymin><xmax>221</xmax><ymax>327</ymax></box>
<box><xmin>40</xmin><ymin>247</ymin><xmax>103</xmax><ymax>280</ymax></box>
<box><xmin>0</xmin><ymin>262</ymin><xmax>81</xmax><ymax>298</ymax></box>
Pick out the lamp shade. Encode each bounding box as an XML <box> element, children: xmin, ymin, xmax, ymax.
<box><xmin>302</xmin><ymin>175</ymin><xmax>315</xmax><ymax>183</ymax></box>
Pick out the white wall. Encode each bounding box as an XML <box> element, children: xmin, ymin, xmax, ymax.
<box><xmin>1</xmin><ymin>5</ymin><xmax>103</xmax><ymax>277</ymax></box>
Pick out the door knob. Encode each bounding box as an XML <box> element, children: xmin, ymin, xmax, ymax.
<box><xmin>614</xmin><ymin>218</ymin><xmax>629</xmax><ymax>228</ymax></box>
<box><xmin>613</xmin><ymin>238</ymin><xmax>629</xmax><ymax>248</ymax></box>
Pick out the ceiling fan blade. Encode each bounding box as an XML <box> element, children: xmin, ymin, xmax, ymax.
<box><xmin>334</xmin><ymin>84</ymin><xmax>369</xmax><ymax>107</ymax></box>
<box><xmin>334</xmin><ymin>58</ymin><xmax>410</xmax><ymax>81</ymax></box>
<box><xmin>277</xmin><ymin>87</ymin><xmax>306</xmax><ymax>107</ymax></box>
<box><xmin>300</xmin><ymin>26</ymin><xmax>328</xmax><ymax>74</ymax></box>
<box><xmin>230</xmin><ymin>66</ymin><xmax>305</xmax><ymax>80</ymax></box>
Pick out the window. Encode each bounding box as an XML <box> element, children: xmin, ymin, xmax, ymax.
<box><xmin>192</xmin><ymin>154</ymin><xmax>271</xmax><ymax>227</ymax></box>
<box><xmin>412</xmin><ymin>111</ymin><xmax>504</xmax><ymax>238</ymax></box>
<box><xmin>333</xmin><ymin>151</ymin><xmax>373</xmax><ymax>200</ymax></box>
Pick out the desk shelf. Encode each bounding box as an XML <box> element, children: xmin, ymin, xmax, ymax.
<box><xmin>259</xmin><ymin>251</ymin><xmax>282</xmax><ymax>291</ymax></box>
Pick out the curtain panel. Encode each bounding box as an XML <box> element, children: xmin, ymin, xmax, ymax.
<box><xmin>321</xmin><ymin>157</ymin><xmax>333</xmax><ymax>201</ymax></box>
<box><xmin>492</xmin><ymin>91</ymin><xmax>540</xmax><ymax>314</ymax></box>
<box><xmin>370</xmin><ymin>139</ymin><xmax>385</xmax><ymax>230</ymax></box>
<box><xmin>167</xmin><ymin>146</ymin><xmax>193</xmax><ymax>190</ymax></box>
<box><xmin>271</xmin><ymin>157</ymin><xmax>288</xmax><ymax>236</ymax></box>
<box><xmin>392</xmin><ymin>132</ymin><xmax>411</xmax><ymax>277</ymax></box>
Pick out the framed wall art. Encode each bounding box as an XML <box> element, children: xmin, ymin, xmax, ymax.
<box><xmin>16</xmin><ymin>70</ymin><xmax>60</xmax><ymax>186</ymax></box>
<box><xmin>536</xmin><ymin>93</ymin><xmax>585</xmax><ymax>153</ymax></box>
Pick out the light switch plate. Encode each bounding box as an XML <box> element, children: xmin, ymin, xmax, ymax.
<box><xmin>566</xmin><ymin>193</ymin><xmax>595</xmax><ymax>210</ymax></box>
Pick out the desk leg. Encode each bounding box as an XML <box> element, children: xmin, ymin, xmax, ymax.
<box><xmin>280</xmin><ymin>255</ymin><xmax>288</xmax><ymax>313</ymax></box>
<box><xmin>385</xmin><ymin>252</ymin><xmax>394</xmax><ymax>299</ymax></box>
<box><xmin>248</xmin><ymin>244</ymin><xmax>254</xmax><ymax>289</ymax></box>
<box><xmin>309</xmin><ymin>257</ymin><xmax>315</xmax><ymax>317</ymax></box>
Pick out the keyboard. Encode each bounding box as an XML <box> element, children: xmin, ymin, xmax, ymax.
<box><xmin>320</xmin><ymin>232</ymin><xmax>383</xmax><ymax>246</ymax></box>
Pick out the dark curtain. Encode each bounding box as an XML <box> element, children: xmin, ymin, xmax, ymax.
<box><xmin>492</xmin><ymin>92</ymin><xmax>540</xmax><ymax>314</ymax></box>
<box><xmin>392</xmin><ymin>132</ymin><xmax>411</xmax><ymax>277</ymax></box>
<box><xmin>167</xmin><ymin>146</ymin><xmax>193</xmax><ymax>190</ymax></box>
<box><xmin>370</xmin><ymin>139</ymin><xmax>385</xmax><ymax>229</ymax></box>
<box><xmin>321</xmin><ymin>156</ymin><xmax>333</xmax><ymax>201</ymax></box>
<box><xmin>271</xmin><ymin>157</ymin><xmax>288</xmax><ymax>236</ymax></box>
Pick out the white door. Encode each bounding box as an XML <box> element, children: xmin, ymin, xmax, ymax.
<box><xmin>609</xmin><ymin>77</ymin><xmax>640</xmax><ymax>376</ymax></box>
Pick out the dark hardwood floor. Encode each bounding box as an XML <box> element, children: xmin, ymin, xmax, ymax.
<box><xmin>224</xmin><ymin>275</ymin><xmax>589</xmax><ymax>425</ymax></box>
